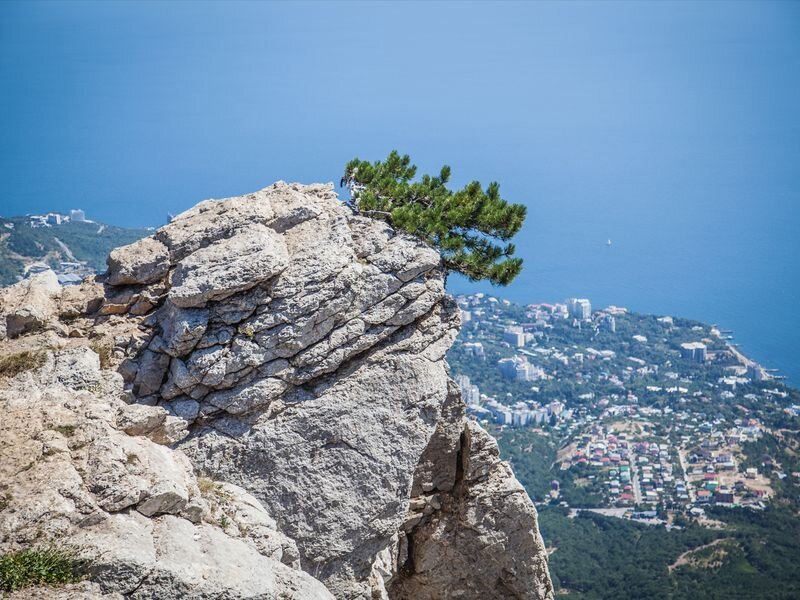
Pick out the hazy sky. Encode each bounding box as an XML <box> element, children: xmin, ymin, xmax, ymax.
<box><xmin>1</xmin><ymin>1</ymin><xmax>799</xmax><ymax>379</ymax></box>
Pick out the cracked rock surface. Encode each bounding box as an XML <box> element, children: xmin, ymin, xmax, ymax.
<box><xmin>0</xmin><ymin>347</ymin><xmax>330</xmax><ymax>599</ymax></box>
<box><xmin>1</xmin><ymin>182</ymin><xmax>553</xmax><ymax>599</ymax></box>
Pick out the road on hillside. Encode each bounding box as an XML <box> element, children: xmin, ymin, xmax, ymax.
<box><xmin>631</xmin><ymin>454</ymin><xmax>643</xmax><ymax>504</ymax></box>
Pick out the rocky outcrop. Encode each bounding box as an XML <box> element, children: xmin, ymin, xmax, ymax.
<box><xmin>0</xmin><ymin>347</ymin><xmax>331</xmax><ymax>599</ymax></box>
<box><xmin>1</xmin><ymin>182</ymin><xmax>552</xmax><ymax>599</ymax></box>
<box><xmin>0</xmin><ymin>271</ymin><xmax>102</xmax><ymax>339</ymax></box>
<box><xmin>387</xmin><ymin>420</ymin><xmax>552</xmax><ymax>599</ymax></box>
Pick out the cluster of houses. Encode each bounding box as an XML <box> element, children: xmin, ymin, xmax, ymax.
<box><xmin>565</xmin><ymin>427</ymin><xmax>678</xmax><ymax>509</ymax></box>
<box><xmin>449</xmin><ymin>292</ymin><xmax>789</xmax><ymax>518</ymax></box>
<box><xmin>561</xmin><ymin>415</ymin><xmax>776</xmax><ymax>514</ymax></box>
<box><xmin>683</xmin><ymin>423</ymin><xmax>771</xmax><ymax>508</ymax></box>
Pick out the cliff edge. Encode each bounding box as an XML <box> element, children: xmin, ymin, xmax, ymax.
<box><xmin>0</xmin><ymin>182</ymin><xmax>553</xmax><ymax>599</ymax></box>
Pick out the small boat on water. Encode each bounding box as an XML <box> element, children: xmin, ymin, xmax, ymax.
<box><xmin>606</xmin><ymin>239</ymin><xmax>612</xmax><ymax>247</ymax></box>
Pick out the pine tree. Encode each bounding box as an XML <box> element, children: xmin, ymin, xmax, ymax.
<box><xmin>342</xmin><ymin>151</ymin><xmax>526</xmax><ymax>286</ymax></box>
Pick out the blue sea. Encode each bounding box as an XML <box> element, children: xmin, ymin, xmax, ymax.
<box><xmin>2</xmin><ymin>3</ymin><xmax>798</xmax><ymax>383</ymax></box>
<box><xmin>448</xmin><ymin>192</ymin><xmax>800</xmax><ymax>385</ymax></box>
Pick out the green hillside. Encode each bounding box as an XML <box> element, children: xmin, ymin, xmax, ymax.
<box><xmin>0</xmin><ymin>216</ymin><xmax>151</xmax><ymax>286</ymax></box>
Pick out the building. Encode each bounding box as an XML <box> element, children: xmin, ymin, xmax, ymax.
<box><xmin>747</xmin><ymin>365</ymin><xmax>766</xmax><ymax>382</ymax></box>
<box><xmin>463</xmin><ymin>342</ymin><xmax>485</xmax><ymax>360</ymax></box>
<box><xmin>680</xmin><ymin>342</ymin><xmax>707</xmax><ymax>364</ymax></box>
<box><xmin>567</xmin><ymin>298</ymin><xmax>592</xmax><ymax>320</ymax></box>
<box><xmin>483</xmin><ymin>398</ymin><xmax>512</xmax><ymax>425</ymax></box>
<box><xmin>503</xmin><ymin>326</ymin><xmax>525</xmax><ymax>347</ymax></box>
<box><xmin>498</xmin><ymin>355</ymin><xmax>545</xmax><ymax>382</ymax></box>
<box><xmin>70</xmin><ymin>209</ymin><xmax>86</xmax><ymax>222</ymax></box>
<box><xmin>601</xmin><ymin>315</ymin><xmax>616</xmax><ymax>333</ymax></box>
<box><xmin>455</xmin><ymin>374</ymin><xmax>481</xmax><ymax>406</ymax></box>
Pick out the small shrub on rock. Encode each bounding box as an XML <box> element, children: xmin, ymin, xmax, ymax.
<box><xmin>0</xmin><ymin>546</ymin><xmax>88</xmax><ymax>592</ymax></box>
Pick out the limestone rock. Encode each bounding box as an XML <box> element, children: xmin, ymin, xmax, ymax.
<box><xmin>1</xmin><ymin>270</ymin><xmax>61</xmax><ymax>338</ymax></box>
<box><xmin>7</xmin><ymin>581</ymin><xmax>124</xmax><ymax>599</ymax></box>
<box><xmin>155</xmin><ymin>190</ymin><xmax>275</xmax><ymax>262</ymax></box>
<box><xmin>0</xmin><ymin>347</ymin><xmax>331</xmax><ymax>599</ymax></box>
<box><xmin>127</xmin><ymin>515</ymin><xmax>331</xmax><ymax>599</ymax></box>
<box><xmin>132</xmin><ymin>350</ymin><xmax>170</xmax><ymax>397</ymax></box>
<box><xmin>169</xmin><ymin>224</ymin><xmax>289</xmax><ymax>308</ymax></box>
<box><xmin>105</xmin><ymin>237</ymin><xmax>170</xmax><ymax>286</ymax></box>
<box><xmin>198</xmin><ymin>480</ymin><xmax>302</xmax><ymax>568</ymax></box>
<box><xmin>48</xmin><ymin>346</ymin><xmax>104</xmax><ymax>391</ymax></box>
<box><xmin>116</xmin><ymin>403</ymin><xmax>168</xmax><ymax>436</ymax></box>
<box><xmin>155</xmin><ymin>301</ymin><xmax>209</xmax><ymax>357</ymax></box>
<box><xmin>386</xmin><ymin>421</ymin><xmax>554</xmax><ymax>599</ymax></box>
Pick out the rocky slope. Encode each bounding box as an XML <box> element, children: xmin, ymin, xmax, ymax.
<box><xmin>0</xmin><ymin>182</ymin><xmax>553</xmax><ymax>599</ymax></box>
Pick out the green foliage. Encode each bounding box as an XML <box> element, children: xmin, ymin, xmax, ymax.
<box><xmin>540</xmin><ymin>507</ymin><xmax>722</xmax><ymax>599</ymax></box>
<box><xmin>0</xmin><ymin>350</ymin><xmax>47</xmax><ymax>379</ymax></box>
<box><xmin>535</xmin><ymin>503</ymin><xmax>800</xmax><ymax>599</ymax></box>
<box><xmin>671</xmin><ymin>507</ymin><xmax>800</xmax><ymax>599</ymax></box>
<box><xmin>739</xmin><ymin>433</ymin><xmax>800</xmax><ymax>510</ymax></box>
<box><xmin>343</xmin><ymin>151</ymin><xmax>527</xmax><ymax>285</ymax></box>
<box><xmin>0</xmin><ymin>546</ymin><xmax>87</xmax><ymax>592</ymax></box>
<box><xmin>0</xmin><ymin>252</ymin><xmax>24</xmax><ymax>285</ymax></box>
<box><xmin>492</xmin><ymin>427</ymin><xmax>556</xmax><ymax>501</ymax></box>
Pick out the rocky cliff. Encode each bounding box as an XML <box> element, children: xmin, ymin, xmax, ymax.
<box><xmin>0</xmin><ymin>183</ymin><xmax>553</xmax><ymax>599</ymax></box>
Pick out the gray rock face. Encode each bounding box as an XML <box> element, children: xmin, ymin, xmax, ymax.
<box><xmin>0</xmin><ymin>347</ymin><xmax>331</xmax><ymax>600</ymax></box>
<box><xmin>3</xmin><ymin>181</ymin><xmax>552</xmax><ymax>599</ymax></box>
<box><xmin>106</xmin><ymin>237</ymin><xmax>170</xmax><ymax>286</ymax></box>
<box><xmin>386</xmin><ymin>421</ymin><xmax>553</xmax><ymax>600</ymax></box>
<box><xmin>168</xmin><ymin>224</ymin><xmax>289</xmax><ymax>308</ymax></box>
<box><xmin>1</xmin><ymin>270</ymin><xmax>62</xmax><ymax>338</ymax></box>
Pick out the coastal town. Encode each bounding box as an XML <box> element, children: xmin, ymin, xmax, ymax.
<box><xmin>448</xmin><ymin>294</ymin><xmax>800</xmax><ymax>525</ymax></box>
<box><xmin>0</xmin><ymin>210</ymin><xmax>96</xmax><ymax>285</ymax></box>
<box><xmin>0</xmin><ymin>211</ymin><xmax>152</xmax><ymax>287</ymax></box>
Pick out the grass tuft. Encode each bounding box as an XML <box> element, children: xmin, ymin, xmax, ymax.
<box><xmin>0</xmin><ymin>546</ymin><xmax>88</xmax><ymax>592</ymax></box>
<box><xmin>197</xmin><ymin>476</ymin><xmax>221</xmax><ymax>495</ymax></box>
<box><xmin>0</xmin><ymin>350</ymin><xmax>47</xmax><ymax>379</ymax></box>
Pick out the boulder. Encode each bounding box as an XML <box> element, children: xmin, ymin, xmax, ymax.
<box><xmin>105</xmin><ymin>237</ymin><xmax>170</xmax><ymax>286</ymax></box>
<box><xmin>386</xmin><ymin>421</ymin><xmax>553</xmax><ymax>600</ymax></box>
<box><xmin>155</xmin><ymin>190</ymin><xmax>275</xmax><ymax>262</ymax></box>
<box><xmin>0</xmin><ymin>346</ymin><xmax>330</xmax><ymax>599</ymax></box>
<box><xmin>1</xmin><ymin>270</ymin><xmax>61</xmax><ymax>338</ymax></box>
